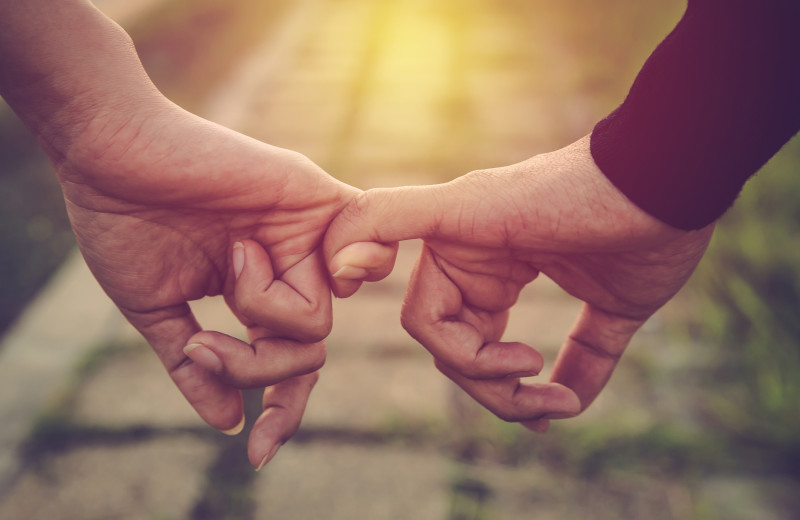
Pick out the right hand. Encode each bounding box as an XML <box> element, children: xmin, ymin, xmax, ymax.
<box><xmin>323</xmin><ymin>135</ymin><xmax>715</xmax><ymax>430</ymax></box>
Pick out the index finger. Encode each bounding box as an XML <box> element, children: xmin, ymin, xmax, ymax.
<box><xmin>435</xmin><ymin>360</ymin><xmax>581</xmax><ymax>422</ymax></box>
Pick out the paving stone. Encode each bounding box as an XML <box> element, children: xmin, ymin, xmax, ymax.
<box><xmin>454</xmin><ymin>461</ymin><xmax>685</xmax><ymax>520</ymax></box>
<box><xmin>0</xmin><ymin>435</ymin><xmax>216</xmax><ymax>520</ymax></box>
<box><xmin>253</xmin><ymin>441</ymin><xmax>449</xmax><ymax>520</ymax></box>
<box><xmin>328</xmin><ymin>294</ymin><xmax>409</xmax><ymax>356</ymax></box>
<box><xmin>71</xmin><ymin>345</ymin><xmax>207</xmax><ymax>430</ymax></box>
<box><xmin>503</xmin><ymin>294</ymin><xmax>582</xmax><ymax>354</ymax></box>
<box><xmin>188</xmin><ymin>295</ymin><xmax>248</xmax><ymax>340</ymax></box>
<box><xmin>302</xmin><ymin>354</ymin><xmax>451</xmax><ymax>432</ymax></box>
<box><xmin>0</xmin><ymin>251</ymin><xmax>125</xmax><ymax>491</ymax></box>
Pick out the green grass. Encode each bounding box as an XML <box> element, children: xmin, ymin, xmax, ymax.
<box><xmin>690</xmin><ymin>135</ymin><xmax>800</xmax><ymax>453</ymax></box>
<box><xmin>0</xmin><ymin>109</ymin><xmax>76</xmax><ymax>335</ymax></box>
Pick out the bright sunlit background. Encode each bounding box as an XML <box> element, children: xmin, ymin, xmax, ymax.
<box><xmin>1</xmin><ymin>0</ymin><xmax>798</xmax><ymax>518</ymax></box>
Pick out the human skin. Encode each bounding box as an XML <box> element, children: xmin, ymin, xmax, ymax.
<box><xmin>323</xmin><ymin>135</ymin><xmax>715</xmax><ymax>430</ymax></box>
<box><xmin>0</xmin><ymin>0</ymin><xmax>368</xmax><ymax>468</ymax></box>
<box><xmin>1</xmin><ymin>0</ymin><xmax>715</xmax><ymax>464</ymax></box>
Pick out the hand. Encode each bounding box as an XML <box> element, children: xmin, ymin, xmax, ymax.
<box><xmin>323</xmin><ymin>135</ymin><xmax>715</xmax><ymax>430</ymax></box>
<box><xmin>57</xmin><ymin>95</ymin><xmax>357</xmax><ymax>467</ymax></box>
<box><xmin>1</xmin><ymin>0</ymin><xmax>378</xmax><ymax>468</ymax></box>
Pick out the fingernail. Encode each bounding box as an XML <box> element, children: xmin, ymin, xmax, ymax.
<box><xmin>332</xmin><ymin>265</ymin><xmax>368</xmax><ymax>280</ymax></box>
<box><xmin>232</xmin><ymin>242</ymin><xmax>245</xmax><ymax>279</ymax></box>
<box><xmin>221</xmin><ymin>415</ymin><xmax>245</xmax><ymax>436</ymax></box>
<box><xmin>183</xmin><ymin>343</ymin><xmax>223</xmax><ymax>374</ymax></box>
<box><xmin>183</xmin><ymin>343</ymin><xmax>202</xmax><ymax>355</ymax></box>
<box><xmin>256</xmin><ymin>443</ymin><xmax>282</xmax><ymax>471</ymax></box>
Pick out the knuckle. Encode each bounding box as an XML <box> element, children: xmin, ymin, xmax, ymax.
<box><xmin>456</xmin><ymin>168</ymin><xmax>502</xmax><ymax>196</ymax></box>
<box><xmin>297</xmin><ymin>309</ymin><xmax>332</xmax><ymax>343</ymax></box>
<box><xmin>285</xmin><ymin>149</ymin><xmax>316</xmax><ymax>171</ymax></box>
<box><xmin>494</xmin><ymin>397</ymin><xmax>529</xmax><ymax>422</ymax></box>
<box><xmin>338</xmin><ymin>188</ymin><xmax>391</xmax><ymax>232</ymax></box>
<box><xmin>446</xmin><ymin>353</ymin><xmax>485</xmax><ymax>379</ymax></box>
<box><xmin>300</xmin><ymin>369</ymin><xmax>322</xmax><ymax>390</ymax></box>
<box><xmin>494</xmin><ymin>407</ymin><xmax>523</xmax><ymax>423</ymax></box>
<box><xmin>432</xmin><ymin>358</ymin><xmax>448</xmax><ymax>375</ymax></box>
<box><xmin>430</xmin><ymin>353</ymin><xmax>478</xmax><ymax>379</ymax></box>
<box><xmin>399</xmin><ymin>298</ymin><xmax>427</xmax><ymax>343</ymax></box>
<box><xmin>233</xmin><ymin>367</ymin><xmax>266</xmax><ymax>389</ymax></box>
<box><xmin>399</xmin><ymin>302</ymin><xmax>416</xmax><ymax>333</ymax></box>
<box><xmin>339</xmin><ymin>190</ymin><xmax>372</xmax><ymax>224</ymax></box>
<box><xmin>234</xmin><ymin>288</ymin><xmax>260</xmax><ymax>322</ymax></box>
<box><xmin>308</xmin><ymin>345</ymin><xmax>327</xmax><ymax>373</ymax></box>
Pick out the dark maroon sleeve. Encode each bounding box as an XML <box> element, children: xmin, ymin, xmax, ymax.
<box><xmin>590</xmin><ymin>0</ymin><xmax>800</xmax><ymax>230</ymax></box>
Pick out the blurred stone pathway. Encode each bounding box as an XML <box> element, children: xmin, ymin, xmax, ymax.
<box><xmin>1</xmin><ymin>1</ymin><xmax>796</xmax><ymax>519</ymax></box>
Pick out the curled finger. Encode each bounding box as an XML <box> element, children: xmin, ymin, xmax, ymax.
<box><xmin>183</xmin><ymin>330</ymin><xmax>326</xmax><ymax>388</ymax></box>
<box><xmin>233</xmin><ymin>240</ymin><xmax>332</xmax><ymax>343</ymax></box>
<box><xmin>248</xmin><ymin>372</ymin><xmax>319</xmax><ymax>470</ymax></box>
<box><xmin>401</xmin><ymin>246</ymin><xmax>543</xmax><ymax>378</ymax></box>
<box><xmin>329</xmin><ymin>240</ymin><xmax>399</xmax><ymax>298</ymax></box>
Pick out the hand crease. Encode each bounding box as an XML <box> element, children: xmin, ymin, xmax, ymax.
<box><xmin>568</xmin><ymin>334</ymin><xmax>622</xmax><ymax>361</ymax></box>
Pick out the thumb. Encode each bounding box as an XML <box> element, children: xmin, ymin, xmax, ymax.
<box><xmin>324</xmin><ymin>185</ymin><xmax>450</xmax><ymax>298</ymax></box>
<box><xmin>550</xmin><ymin>303</ymin><xmax>644</xmax><ymax>412</ymax></box>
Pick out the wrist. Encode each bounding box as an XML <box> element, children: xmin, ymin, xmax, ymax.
<box><xmin>494</xmin><ymin>135</ymin><xmax>696</xmax><ymax>250</ymax></box>
<box><xmin>556</xmin><ymin>136</ymin><xmax>696</xmax><ymax>245</ymax></box>
<box><xmin>0</xmin><ymin>1</ymin><xmax>163</xmax><ymax>169</ymax></box>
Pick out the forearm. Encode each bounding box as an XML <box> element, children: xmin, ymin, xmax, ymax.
<box><xmin>591</xmin><ymin>0</ymin><xmax>800</xmax><ymax>230</ymax></box>
<box><xmin>0</xmin><ymin>0</ymin><xmax>160</xmax><ymax>162</ymax></box>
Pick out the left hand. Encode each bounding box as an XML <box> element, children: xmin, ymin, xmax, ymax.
<box><xmin>57</xmin><ymin>95</ymin><xmax>358</xmax><ymax>467</ymax></box>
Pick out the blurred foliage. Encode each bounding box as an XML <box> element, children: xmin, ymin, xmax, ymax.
<box><xmin>692</xmin><ymin>134</ymin><xmax>800</xmax><ymax>448</ymax></box>
<box><xmin>0</xmin><ymin>109</ymin><xmax>76</xmax><ymax>335</ymax></box>
<box><xmin>448</xmin><ymin>474</ymin><xmax>493</xmax><ymax>520</ymax></box>
<box><xmin>521</xmin><ymin>0</ymin><xmax>686</xmax><ymax>107</ymax></box>
<box><xmin>127</xmin><ymin>0</ymin><xmax>291</xmax><ymax>112</ymax></box>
